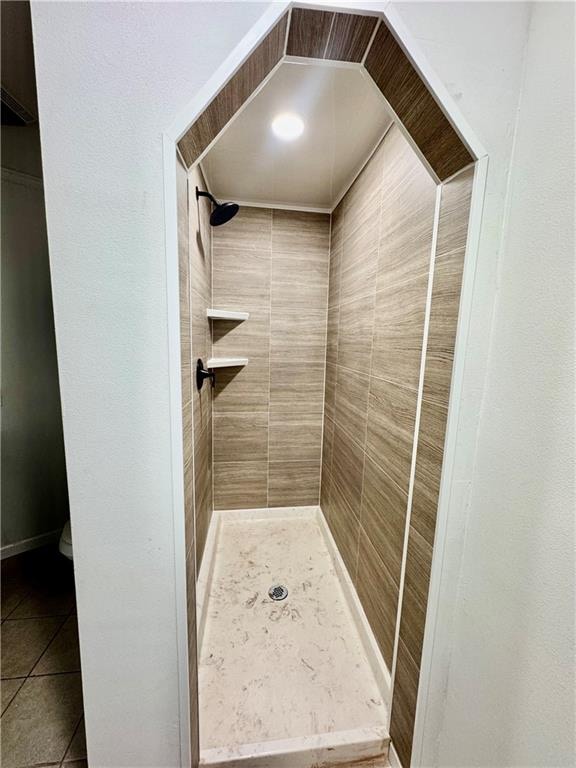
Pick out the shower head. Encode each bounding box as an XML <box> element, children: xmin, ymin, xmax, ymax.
<box><xmin>196</xmin><ymin>187</ymin><xmax>239</xmax><ymax>227</ymax></box>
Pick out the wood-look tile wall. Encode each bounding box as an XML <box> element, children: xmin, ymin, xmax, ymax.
<box><xmin>176</xmin><ymin>156</ymin><xmax>199</xmax><ymax>767</ymax></box>
<box><xmin>390</xmin><ymin>166</ymin><xmax>474</xmax><ymax>767</ymax></box>
<box><xmin>212</xmin><ymin>207</ymin><xmax>330</xmax><ymax>509</ymax></box>
<box><xmin>321</xmin><ymin>124</ymin><xmax>437</xmax><ymax>672</ymax></box>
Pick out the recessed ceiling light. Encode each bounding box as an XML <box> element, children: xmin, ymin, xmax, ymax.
<box><xmin>271</xmin><ymin>112</ymin><xmax>304</xmax><ymax>141</ymax></box>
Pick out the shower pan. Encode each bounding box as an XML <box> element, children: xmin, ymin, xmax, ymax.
<box><xmin>171</xmin><ymin>4</ymin><xmax>482</xmax><ymax>767</ymax></box>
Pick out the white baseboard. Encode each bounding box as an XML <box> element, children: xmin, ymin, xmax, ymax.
<box><xmin>1</xmin><ymin>528</ymin><xmax>61</xmax><ymax>560</ymax></box>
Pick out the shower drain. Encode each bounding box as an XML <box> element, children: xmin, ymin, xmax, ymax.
<box><xmin>268</xmin><ymin>584</ymin><xmax>288</xmax><ymax>601</ymax></box>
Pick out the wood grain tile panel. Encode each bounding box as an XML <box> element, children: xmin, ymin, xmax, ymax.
<box><xmin>334</xmin><ymin>368</ymin><xmax>370</xmax><ymax>448</ymax></box>
<box><xmin>268</xmin><ymin>460</ymin><xmax>320</xmax><ymax>507</ymax></box>
<box><xmin>423</xmin><ymin>167</ymin><xmax>473</xmax><ymax>406</ymax></box>
<box><xmin>212</xmin><ymin>247</ymin><xmax>271</xmax><ymax>311</ymax></box>
<box><xmin>366</xmin><ymin>377</ymin><xmax>418</xmax><ymax>496</ymax></box>
<box><xmin>178</xmin><ymin>14</ymin><xmax>288</xmax><ymax>166</ymax></box>
<box><xmin>191</xmin><ymin>290</ymin><xmax>211</xmax><ymax>434</ymax></box>
<box><xmin>326</xmin><ymin>304</ymin><xmax>339</xmax><ymax>367</ymax></box>
<box><xmin>286</xmin><ymin>8</ymin><xmax>333</xmax><ymax>58</ymax></box>
<box><xmin>390</xmin><ymin>637</ymin><xmax>420</xmax><ymax>767</ymax></box>
<box><xmin>270</xmin><ymin>361</ymin><xmax>324</xmax><ymax>416</ymax></box>
<box><xmin>364</xmin><ymin>22</ymin><xmax>473</xmax><ymax>180</ymax></box>
<box><xmin>189</xmin><ymin>164</ymin><xmax>212</xmax><ymax>301</ymax></box>
<box><xmin>213</xmin><ymin>412</ymin><xmax>268</xmax><ymax>462</ymax></box>
<box><xmin>397</xmin><ymin>524</ymin><xmax>433</xmax><ymax>663</ymax></box>
<box><xmin>271</xmin><ymin>309</ymin><xmax>327</xmax><ymax>363</ymax></box>
<box><xmin>212</xmin><ymin>206</ymin><xmax>272</xmax><ymax>251</ymax></box>
<box><xmin>357</xmin><ymin>528</ymin><xmax>399</xmax><ymax>668</ymax></box>
<box><xmin>377</xmin><ymin>126</ymin><xmax>437</xmax><ymax>288</ymax></box>
<box><xmin>194</xmin><ymin>423</ymin><xmax>212</xmax><ymax>567</ymax></box>
<box><xmin>328</xmin><ymin>488</ymin><xmax>360</xmax><ymax>581</ymax></box>
<box><xmin>325</xmin><ymin>13</ymin><xmax>378</xmax><ymax>63</ymax></box>
<box><xmin>271</xmin><ymin>251</ymin><xmax>328</xmax><ymax>311</ymax></box>
<box><xmin>331</xmin><ymin>424</ymin><xmax>365</xmax><ymax>519</ymax></box>
<box><xmin>211</xmin><ymin>308</ymin><xmax>271</xmax><ymax>359</ymax></box>
<box><xmin>324</xmin><ymin>362</ymin><xmax>337</xmax><ymax>423</ymax></box>
<box><xmin>269</xmin><ymin>412</ymin><xmax>323</xmax><ymax>462</ymax></box>
<box><xmin>337</xmin><ymin>294</ymin><xmax>375</xmax><ymax>375</ymax></box>
<box><xmin>271</xmin><ymin>209</ymin><xmax>331</xmax><ymax>255</ymax></box>
<box><xmin>410</xmin><ymin>396</ymin><xmax>448</xmax><ymax>546</ymax></box>
<box><xmin>213</xmin><ymin>461</ymin><xmax>268</xmax><ymax>510</ymax></box>
<box><xmin>320</xmin><ymin>462</ymin><xmax>332</xmax><ymax>521</ymax></box>
<box><xmin>340</xmin><ymin>219</ymin><xmax>379</xmax><ymax>305</ymax></box>
<box><xmin>328</xmin><ymin>245</ymin><xmax>342</xmax><ymax>308</ymax></box>
<box><xmin>371</xmin><ymin>273</ymin><xmax>428</xmax><ymax>390</ymax></box>
<box><xmin>213</xmin><ymin>358</ymin><xmax>270</xmax><ymax>414</ymax></box>
<box><xmin>322</xmin><ymin>415</ymin><xmax>335</xmax><ymax>477</ymax></box>
<box><xmin>360</xmin><ymin>455</ymin><xmax>408</xmax><ymax>586</ymax></box>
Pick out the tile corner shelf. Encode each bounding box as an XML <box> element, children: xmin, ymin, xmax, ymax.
<box><xmin>207</xmin><ymin>309</ymin><xmax>250</xmax><ymax>321</ymax></box>
<box><xmin>207</xmin><ymin>357</ymin><xmax>249</xmax><ymax>369</ymax></box>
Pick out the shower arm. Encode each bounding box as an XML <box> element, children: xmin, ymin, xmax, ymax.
<box><xmin>196</xmin><ymin>187</ymin><xmax>219</xmax><ymax>206</ymax></box>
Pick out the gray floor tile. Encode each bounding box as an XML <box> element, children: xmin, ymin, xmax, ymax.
<box><xmin>0</xmin><ymin>673</ymin><xmax>83</xmax><ymax>768</ymax></box>
<box><xmin>32</xmin><ymin>616</ymin><xmax>80</xmax><ymax>676</ymax></box>
<box><xmin>64</xmin><ymin>716</ymin><xmax>86</xmax><ymax>760</ymax></box>
<box><xmin>1</xmin><ymin>678</ymin><xmax>25</xmax><ymax>714</ymax></box>
<box><xmin>1</xmin><ymin>617</ymin><xmax>64</xmax><ymax>678</ymax></box>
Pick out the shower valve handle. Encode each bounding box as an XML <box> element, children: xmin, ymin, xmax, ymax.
<box><xmin>196</xmin><ymin>359</ymin><xmax>215</xmax><ymax>391</ymax></box>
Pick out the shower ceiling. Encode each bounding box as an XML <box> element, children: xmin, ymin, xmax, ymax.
<box><xmin>201</xmin><ymin>61</ymin><xmax>393</xmax><ymax>211</ymax></box>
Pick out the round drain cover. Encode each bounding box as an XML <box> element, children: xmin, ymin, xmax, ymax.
<box><xmin>268</xmin><ymin>584</ymin><xmax>288</xmax><ymax>601</ymax></box>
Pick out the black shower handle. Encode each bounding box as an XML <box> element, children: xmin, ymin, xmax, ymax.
<box><xmin>196</xmin><ymin>359</ymin><xmax>215</xmax><ymax>391</ymax></box>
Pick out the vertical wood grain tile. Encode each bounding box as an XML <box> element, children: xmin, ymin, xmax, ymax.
<box><xmin>269</xmin><ymin>413</ymin><xmax>323</xmax><ymax>462</ymax></box>
<box><xmin>357</xmin><ymin>529</ymin><xmax>399</xmax><ymax>668</ymax></box>
<box><xmin>331</xmin><ymin>424</ymin><xmax>365</xmax><ymax>519</ymax></box>
<box><xmin>397</xmin><ymin>524</ymin><xmax>433</xmax><ymax>664</ymax></box>
<box><xmin>270</xmin><ymin>361</ymin><xmax>324</xmax><ymax>416</ymax></box>
<box><xmin>213</xmin><ymin>412</ymin><xmax>268</xmax><ymax>462</ymax></box>
<box><xmin>328</xmin><ymin>490</ymin><xmax>360</xmax><ymax>582</ymax></box>
<box><xmin>337</xmin><ymin>294</ymin><xmax>376</xmax><ymax>375</ymax></box>
<box><xmin>325</xmin><ymin>13</ymin><xmax>378</xmax><ymax>63</ymax></box>
<box><xmin>364</xmin><ymin>22</ymin><xmax>473</xmax><ymax>180</ymax></box>
<box><xmin>334</xmin><ymin>368</ymin><xmax>370</xmax><ymax>448</ymax></box>
<box><xmin>286</xmin><ymin>8</ymin><xmax>334</xmax><ymax>58</ymax></box>
<box><xmin>390</xmin><ymin>637</ymin><xmax>420</xmax><ymax>767</ymax></box>
<box><xmin>366</xmin><ymin>377</ymin><xmax>418</xmax><ymax>495</ymax></box>
<box><xmin>178</xmin><ymin>14</ymin><xmax>288</xmax><ymax>166</ymax></box>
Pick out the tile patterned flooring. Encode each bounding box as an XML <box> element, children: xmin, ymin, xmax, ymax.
<box><xmin>1</xmin><ymin>546</ymin><xmax>87</xmax><ymax>768</ymax></box>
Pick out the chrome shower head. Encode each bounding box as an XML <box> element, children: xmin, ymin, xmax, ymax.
<box><xmin>196</xmin><ymin>187</ymin><xmax>239</xmax><ymax>227</ymax></box>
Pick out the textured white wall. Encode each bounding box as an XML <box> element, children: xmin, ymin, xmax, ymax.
<box><xmin>30</xmin><ymin>3</ymin><xmax>270</xmax><ymax>766</ymax></box>
<box><xmin>430</xmin><ymin>4</ymin><xmax>575</xmax><ymax>765</ymax></box>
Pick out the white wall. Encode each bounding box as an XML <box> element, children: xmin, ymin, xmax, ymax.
<box><xmin>430</xmin><ymin>4</ymin><xmax>575</xmax><ymax>765</ymax></box>
<box><xmin>1</xmin><ymin>125</ymin><xmax>68</xmax><ymax>554</ymax></box>
<box><xmin>31</xmin><ymin>1</ymin><xmax>573</xmax><ymax>766</ymax></box>
<box><xmin>30</xmin><ymin>3</ymin><xmax>272</xmax><ymax>766</ymax></box>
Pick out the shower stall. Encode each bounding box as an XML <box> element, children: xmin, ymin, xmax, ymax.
<box><xmin>173</xmin><ymin>6</ymin><xmax>478</xmax><ymax>767</ymax></box>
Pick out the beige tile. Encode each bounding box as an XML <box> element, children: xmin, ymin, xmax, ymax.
<box><xmin>328</xmin><ymin>490</ymin><xmax>360</xmax><ymax>582</ymax></box>
<box><xmin>343</xmin><ymin>140</ymin><xmax>384</xmax><ymax>237</ymax></box>
<box><xmin>269</xmin><ymin>413</ymin><xmax>323</xmax><ymax>462</ymax></box>
<box><xmin>268</xmin><ymin>461</ymin><xmax>320</xmax><ymax>507</ymax></box>
<box><xmin>271</xmin><ymin>252</ymin><xmax>328</xmax><ymax>311</ymax></box>
<box><xmin>64</xmin><ymin>717</ymin><xmax>86</xmax><ymax>761</ymax></box>
<box><xmin>213</xmin><ymin>412</ymin><xmax>268</xmax><ymax>463</ymax></box>
<box><xmin>398</xmin><ymin>525</ymin><xmax>433</xmax><ymax>663</ymax></box>
<box><xmin>340</xmin><ymin>219</ymin><xmax>379</xmax><ymax>305</ymax></box>
<box><xmin>320</xmin><ymin>463</ymin><xmax>332</xmax><ymax>521</ymax></box>
<box><xmin>356</xmin><ymin>529</ymin><xmax>399</xmax><ymax>669</ymax></box>
<box><xmin>337</xmin><ymin>294</ymin><xmax>376</xmax><ymax>375</ymax></box>
<box><xmin>322</xmin><ymin>415</ymin><xmax>335</xmax><ymax>477</ymax></box>
<box><xmin>189</xmin><ymin>167</ymin><xmax>212</xmax><ymax>301</ymax></box>
<box><xmin>271</xmin><ymin>309</ymin><xmax>327</xmax><ymax>364</ymax></box>
<box><xmin>366</xmin><ymin>377</ymin><xmax>418</xmax><ymax>496</ymax></box>
<box><xmin>326</xmin><ymin>304</ymin><xmax>339</xmax><ymax>367</ymax></box>
<box><xmin>423</xmin><ymin>169</ymin><xmax>473</xmax><ymax>406</ymax></box>
<box><xmin>212</xmin><ymin>206</ymin><xmax>272</xmax><ymax>251</ymax></box>
<box><xmin>211</xmin><ymin>308</ymin><xmax>270</xmax><ymax>360</ymax></box>
<box><xmin>389</xmin><ymin>637</ymin><xmax>420</xmax><ymax>768</ymax></box>
<box><xmin>213</xmin><ymin>357</ymin><xmax>270</xmax><ymax>414</ymax></box>
<box><xmin>183</xmin><ymin>412</ymin><xmax>195</xmax><ymax>558</ymax></box>
<box><xmin>1</xmin><ymin>678</ymin><xmax>24</xmax><ymax>715</ymax></box>
<box><xmin>377</xmin><ymin>126</ymin><xmax>436</xmax><ymax>288</ymax></box>
<box><xmin>0</xmin><ymin>673</ymin><xmax>83</xmax><ymax>768</ymax></box>
<box><xmin>324</xmin><ymin>362</ymin><xmax>337</xmax><ymax>423</ymax></box>
<box><xmin>360</xmin><ymin>455</ymin><xmax>408</xmax><ymax>587</ymax></box>
<box><xmin>271</xmin><ymin>209</ymin><xmax>330</xmax><ymax>255</ymax></box>
<box><xmin>328</xmin><ymin>245</ymin><xmax>341</xmax><ymax>307</ymax></box>
<box><xmin>331</xmin><ymin>424</ymin><xmax>365</xmax><ymax>519</ymax></box>
<box><xmin>269</xmin><ymin>361</ymin><xmax>324</xmax><ymax>416</ymax></box>
<box><xmin>334</xmin><ymin>368</ymin><xmax>370</xmax><ymax>449</ymax></box>
<box><xmin>213</xmin><ymin>246</ymin><xmax>271</xmax><ymax>310</ymax></box>
<box><xmin>1</xmin><ymin>617</ymin><xmax>63</xmax><ymax>678</ymax></box>
<box><xmin>194</xmin><ymin>422</ymin><xmax>212</xmax><ymax>566</ymax></box>
<box><xmin>371</xmin><ymin>273</ymin><xmax>428</xmax><ymax>390</ymax></box>
<box><xmin>32</xmin><ymin>615</ymin><xmax>80</xmax><ymax>675</ymax></box>
<box><xmin>214</xmin><ymin>461</ymin><xmax>268</xmax><ymax>510</ymax></box>
<box><xmin>191</xmin><ymin>290</ymin><xmax>211</xmax><ymax>434</ymax></box>
<box><xmin>410</xmin><ymin>397</ymin><xmax>448</xmax><ymax>546</ymax></box>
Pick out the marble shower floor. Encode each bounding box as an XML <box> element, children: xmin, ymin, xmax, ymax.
<box><xmin>198</xmin><ymin>510</ymin><xmax>388</xmax><ymax>762</ymax></box>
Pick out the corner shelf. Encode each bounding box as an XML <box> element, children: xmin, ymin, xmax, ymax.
<box><xmin>207</xmin><ymin>357</ymin><xmax>249</xmax><ymax>369</ymax></box>
<box><xmin>207</xmin><ymin>309</ymin><xmax>249</xmax><ymax>321</ymax></box>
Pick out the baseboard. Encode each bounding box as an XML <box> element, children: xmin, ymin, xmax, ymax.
<box><xmin>1</xmin><ymin>529</ymin><xmax>61</xmax><ymax>560</ymax></box>
<box><xmin>315</xmin><ymin>506</ymin><xmax>392</xmax><ymax>707</ymax></box>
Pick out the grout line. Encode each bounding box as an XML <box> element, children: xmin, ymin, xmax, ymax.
<box><xmin>266</xmin><ymin>209</ymin><xmax>273</xmax><ymax>507</ymax></box>
<box><xmin>58</xmin><ymin>710</ymin><xmax>84</xmax><ymax>767</ymax></box>
<box><xmin>389</xmin><ymin>183</ymin><xmax>443</xmax><ymax>705</ymax></box>
<box><xmin>361</xmin><ymin>17</ymin><xmax>381</xmax><ymax>66</ymax></box>
<box><xmin>322</xmin><ymin>12</ymin><xmax>336</xmax><ymax>59</ymax></box>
